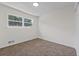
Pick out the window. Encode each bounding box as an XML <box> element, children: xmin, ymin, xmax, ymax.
<box><xmin>8</xmin><ymin>15</ymin><xmax>22</xmax><ymax>26</ymax></box>
<box><xmin>24</xmin><ymin>18</ymin><xmax>32</xmax><ymax>27</ymax></box>
<box><xmin>8</xmin><ymin>15</ymin><xmax>33</xmax><ymax>28</ymax></box>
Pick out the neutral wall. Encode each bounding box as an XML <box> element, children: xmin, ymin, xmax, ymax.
<box><xmin>0</xmin><ymin>4</ymin><xmax>38</xmax><ymax>48</ymax></box>
<box><xmin>74</xmin><ymin>4</ymin><xmax>79</xmax><ymax>56</ymax></box>
<box><xmin>39</xmin><ymin>8</ymin><xmax>75</xmax><ymax>48</ymax></box>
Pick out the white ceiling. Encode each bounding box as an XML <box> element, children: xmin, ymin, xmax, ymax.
<box><xmin>1</xmin><ymin>2</ymin><xmax>75</xmax><ymax>16</ymax></box>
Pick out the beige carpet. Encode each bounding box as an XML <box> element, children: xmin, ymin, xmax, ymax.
<box><xmin>0</xmin><ymin>38</ymin><xmax>76</xmax><ymax>56</ymax></box>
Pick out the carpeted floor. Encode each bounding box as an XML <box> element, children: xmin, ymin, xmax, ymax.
<box><xmin>0</xmin><ymin>38</ymin><xmax>77</xmax><ymax>56</ymax></box>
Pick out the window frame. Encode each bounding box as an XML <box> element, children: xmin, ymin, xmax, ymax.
<box><xmin>7</xmin><ymin>15</ymin><xmax>33</xmax><ymax>28</ymax></box>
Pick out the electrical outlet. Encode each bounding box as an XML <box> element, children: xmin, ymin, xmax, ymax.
<box><xmin>8</xmin><ymin>40</ymin><xmax>15</xmax><ymax>44</ymax></box>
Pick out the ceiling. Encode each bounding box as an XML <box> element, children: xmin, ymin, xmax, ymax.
<box><xmin>1</xmin><ymin>2</ymin><xmax>75</xmax><ymax>16</ymax></box>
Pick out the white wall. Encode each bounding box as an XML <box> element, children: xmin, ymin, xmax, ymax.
<box><xmin>0</xmin><ymin>4</ymin><xmax>38</xmax><ymax>48</ymax></box>
<box><xmin>39</xmin><ymin>8</ymin><xmax>75</xmax><ymax>48</ymax></box>
<box><xmin>74</xmin><ymin>4</ymin><xmax>79</xmax><ymax>56</ymax></box>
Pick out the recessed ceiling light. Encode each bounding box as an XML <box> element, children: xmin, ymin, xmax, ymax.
<box><xmin>33</xmin><ymin>2</ymin><xmax>39</xmax><ymax>7</ymax></box>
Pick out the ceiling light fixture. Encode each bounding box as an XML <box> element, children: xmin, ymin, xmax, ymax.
<box><xmin>33</xmin><ymin>2</ymin><xmax>39</xmax><ymax>7</ymax></box>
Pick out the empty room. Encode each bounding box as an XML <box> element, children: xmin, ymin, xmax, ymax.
<box><xmin>0</xmin><ymin>2</ymin><xmax>79</xmax><ymax>56</ymax></box>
